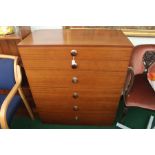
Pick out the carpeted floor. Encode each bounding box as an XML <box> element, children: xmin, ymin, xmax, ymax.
<box><xmin>11</xmin><ymin>97</ymin><xmax>155</xmax><ymax>129</ymax></box>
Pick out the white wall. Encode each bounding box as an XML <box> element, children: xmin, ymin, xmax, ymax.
<box><xmin>31</xmin><ymin>26</ymin><xmax>62</xmax><ymax>31</ymax></box>
<box><xmin>31</xmin><ymin>26</ymin><xmax>155</xmax><ymax>46</ymax></box>
<box><xmin>128</xmin><ymin>37</ymin><xmax>155</xmax><ymax>46</ymax></box>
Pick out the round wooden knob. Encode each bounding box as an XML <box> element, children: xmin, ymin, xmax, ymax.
<box><xmin>73</xmin><ymin>105</ymin><xmax>79</xmax><ymax>111</ymax></box>
<box><xmin>71</xmin><ymin>50</ymin><xmax>78</xmax><ymax>56</ymax></box>
<box><xmin>72</xmin><ymin>77</ymin><xmax>78</xmax><ymax>83</ymax></box>
<box><xmin>73</xmin><ymin>92</ymin><xmax>79</xmax><ymax>99</ymax></box>
<box><xmin>75</xmin><ymin>116</ymin><xmax>79</xmax><ymax>121</ymax></box>
<box><xmin>72</xmin><ymin>63</ymin><xmax>78</xmax><ymax>69</ymax></box>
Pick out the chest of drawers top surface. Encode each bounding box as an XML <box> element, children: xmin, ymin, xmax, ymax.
<box><xmin>18</xmin><ymin>29</ymin><xmax>132</xmax><ymax>47</ymax></box>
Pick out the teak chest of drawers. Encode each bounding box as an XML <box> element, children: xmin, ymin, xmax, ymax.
<box><xmin>18</xmin><ymin>29</ymin><xmax>133</xmax><ymax>125</ymax></box>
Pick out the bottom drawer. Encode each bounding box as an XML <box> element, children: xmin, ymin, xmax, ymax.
<box><xmin>77</xmin><ymin>112</ymin><xmax>116</xmax><ymax>125</ymax></box>
<box><xmin>39</xmin><ymin>111</ymin><xmax>77</xmax><ymax>124</ymax></box>
<box><xmin>38</xmin><ymin>110</ymin><xmax>116</xmax><ymax>126</ymax></box>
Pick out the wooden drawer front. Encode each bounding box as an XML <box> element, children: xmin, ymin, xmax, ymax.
<box><xmin>38</xmin><ymin>111</ymin><xmax>77</xmax><ymax>125</ymax></box>
<box><xmin>20</xmin><ymin>46</ymin><xmax>131</xmax><ymax>61</ymax></box>
<box><xmin>77</xmin><ymin>112</ymin><xmax>116</xmax><ymax>125</ymax></box>
<box><xmin>38</xmin><ymin>110</ymin><xmax>115</xmax><ymax>125</ymax></box>
<box><xmin>26</xmin><ymin>70</ymin><xmax>125</xmax><ymax>89</ymax></box>
<box><xmin>35</xmin><ymin>96</ymin><xmax>119</xmax><ymax>112</ymax></box>
<box><xmin>22</xmin><ymin>59</ymin><xmax>128</xmax><ymax>72</ymax></box>
<box><xmin>19</xmin><ymin>46</ymin><xmax>131</xmax><ymax>71</ymax></box>
<box><xmin>33</xmin><ymin>88</ymin><xmax>120</xmax><ymax>111</ymax></box>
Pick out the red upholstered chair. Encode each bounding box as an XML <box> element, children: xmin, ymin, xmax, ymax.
<box><xmin>119</xmin><ymin>45</ymin><xmax>155</xmax><ymax>124</ymax></box>
<box><xmin>147</xmin><ymin>62</ymin><xmax>155</xmax><ymax>91</ymax></box>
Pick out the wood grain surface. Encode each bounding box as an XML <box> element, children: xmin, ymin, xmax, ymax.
<box><xmin>18</xmin><ymin>29</ymin><xmax>133</xmax><ymax>47</ymax></box>
<box><xmin>18</xmin><ymin>29</ymin><xmax>133</xmax><ymax>125</ymax></box>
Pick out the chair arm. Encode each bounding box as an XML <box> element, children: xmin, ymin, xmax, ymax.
<box><xmin>0</xmin><ymin>82</ymin><xmax>21</xmax><ymax>129</ymax></box>
<box><xmin>123</xmin><ymin>66</ymin><xmax>135</xmax><ymax>100</ymax></box>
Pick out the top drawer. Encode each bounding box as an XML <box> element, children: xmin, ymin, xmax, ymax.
<box><xmin>19</xmin><ymin>46</ymin><xmax>132</xmax><ymax>71</ymax></box>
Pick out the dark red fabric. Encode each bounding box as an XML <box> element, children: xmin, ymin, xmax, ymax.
<box><xmin>126</xmin><ymin>45</ymin><xmax>155</xmax><ymax>110</ymax></box>
<box><xmin>126</xmin><ymin>74</ymin><xmax>155</xmax><ymax>110</ymax></box>
<box><xmin>129</xmin><ymin>44</ymin><xmax>155</xmax><ymax>75</ymax></box>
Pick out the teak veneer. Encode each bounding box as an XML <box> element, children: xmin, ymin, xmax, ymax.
<box><xmin>18</xmin><ymin>29</ymin><xmax>133</xmax><ymax>125</ymax></box>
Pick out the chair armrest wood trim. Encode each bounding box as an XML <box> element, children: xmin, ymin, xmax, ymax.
<box><xmin>0</xmin><ymin>82</ymin><xmax>21</xmax><ymax>129</ymax></box>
